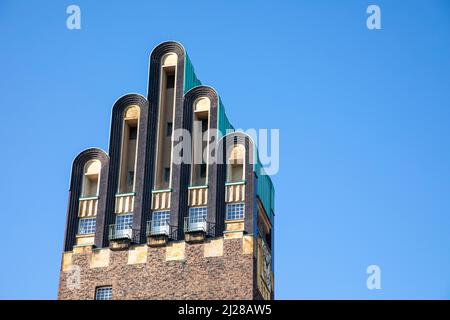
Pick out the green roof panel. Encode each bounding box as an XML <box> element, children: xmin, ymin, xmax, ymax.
<box><xmin>183</xmin><ymin>52</ymin><xmax>202</xmax><ymax>93</ymax></box>
<box><xmin>183</xmin><ymin>52</ymin><xmax>275</xmax><ymax>222</ymax></box>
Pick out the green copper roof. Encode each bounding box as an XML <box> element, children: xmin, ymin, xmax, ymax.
<box><xmin>183</xmin><ymin>52</ymin><xmax>202</xmax><ymax>93</ymax></box>
<box><xmin>183</xmin><ymin>54</ymin><xmax>275</xmax><ymax>222</ymax></box>
<box><xmin>217</xmin><ymin>97</ymin><xmax>234</xmax><ymax>138</ymax></box>
<box><xmin>255</xmin><ymin>157</ymin><xmax>275</xmax><ymax>223</ymax></box>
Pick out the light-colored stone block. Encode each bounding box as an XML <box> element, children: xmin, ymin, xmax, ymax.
<box><xmin>147</xmin><ymin>235</ymin><xmax>169</xmax><ymax>247</ymax></box>
<box><xmin>185</xmin><ymin>232</ymin><xmax>205</xmax><ymax>243</ymax></box>
<box><xmin>128</xmin><ymin>245</ymin><xmax>148</xmax><ymax>264</ymax></box>
<box><xmin>224</xmin><ymin>231</ymin><xmax>243</xmax><ymax>239</ymax></box>
<box><xmin>75</xmin><ymin>235</ymin><xmax>94</xmax><ymax>246</ymax></box>
<box><xmin>90</xmin><ymin>248</ymin><xmax>110</xmax><ymax>268</ymax></box>
<box><xmin>73</xmin><ymin>245</ymin><xmax>93</xmax><ymax>254</ymax></box>
<box><xmin>242</xmin><ymin>235</ymin><xmax>254</xmax><ymax>254</ymax></box>
<box><xmin>204</xmin><ymin>238</ymin><xmax>224</xmax><ymax>257</ymax></box>
<box><xmin>166</xmin><ymin>241</ymin><xmax>185</xmax><ymax>261</ymax></box>
<box><xmin>109</xmin><ymin>239</ymin><xmax>131</xmax><ymax>251</ymax></box>
<box><xmin>225</xmin><ymin>220</ymin><xmax>244</xmax><ymax>232</ymax></box>
<box><xmin>61</xmin><ymin>253</ymin><xmax>73</xmax><ymax>272</ymax></box>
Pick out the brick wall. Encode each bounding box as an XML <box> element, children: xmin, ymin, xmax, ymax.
<box><xmin>58</xmin><ymin>236</ymin><xmax>258</xmax><ymax>300</ymax></box>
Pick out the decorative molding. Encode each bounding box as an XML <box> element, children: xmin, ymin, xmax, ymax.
<box><xmin>64</xmin><ymin>148</ymin><xmax>109</xmax><ymax>251</ymax></box>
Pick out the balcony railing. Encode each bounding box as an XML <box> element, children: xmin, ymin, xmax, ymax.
<box><xmin>184</xmin><ymin>216</ymin><xmax>215</xmax><ymax>236</ymax></box>
<box><xmin>108</xmin><ymin>223</ymin><xmax>136</xmax><ymax>241</ymax></box>
<box><xmin>146</xmin><ymin>219</ymin><xmax>177</xmax><ymax>239</ymax></box>
<box><xmin>108</xmin><ymin>217</ymin><xmax>218</xmax><ymax>243</ymax></box>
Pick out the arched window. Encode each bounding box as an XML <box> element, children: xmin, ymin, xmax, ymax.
<box><xmin>227</xmin><ymin>143</ymin><xmax>245</xmax><ymax>183</ymax></box>
<box><xmin>191</xmin><ymin>97</ymin><xmax>210</xmax><ymax>186</ymax></box>
<box><xmin>81</xmin><ymin>160</ymin><xmax>101</xmax><ymax>197</ymax></box>
<box><xmin>78</xmin><ymin>159</ymin><xmax>101</xmax><ymax>238</ymax></box>
<box><xmin>118</xmin><ymin>105</ymin><xmax>140</xmax><ymax>194</ymax></box>
<box><xmin>154</xmin><ymin>53</ymin><xmax>177</xmax><ymax>190</ymax></box>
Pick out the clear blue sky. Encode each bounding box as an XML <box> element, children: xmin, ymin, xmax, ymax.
<box><xmin>1</xmin><ymin>0</ymin><xmax>450</xmax><ymax>299</ymax></box>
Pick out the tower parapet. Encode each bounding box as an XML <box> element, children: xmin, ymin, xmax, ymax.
<box><xmin>58</xmin><ymin>41</ymin><xmax>274</xmax><ymax>300</ymax></box>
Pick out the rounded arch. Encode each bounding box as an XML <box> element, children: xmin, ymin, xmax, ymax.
<box><xmin>124</xmin><ymin>105</ymin><xmax>140</xmax><ymax>120</ymax></box>
<box><xmin>161</xmin><ymin>52</ymin><xmax>178</xmax><ymax>67</ymax></box>
<box><xmin>84</xmin><ymin>159</ymin><xmax>101</xmax><ymax>175</ymax></box>
<box><xmin>216</xmin><ymin>131</ymin><xmax>257</xmax><ymax>237</ymax></box>
<box><xmin>194</xmin><ymin>96</ymin><xmax>211</xmax><ymax>112</ymax></box>
<box><xmin>64</xmin><ymin>148</ymin><xmax>109</xmax><ymax>251</ymax></box>
<box><xmin>147</xmin><ymin>41</ymin><xmax>185</xmax><ymax>99</ymax></box>
<box><xmin>146</xmin><ymin>42</ymin><xmax>187</xmax><ymax>242</ymax></box>
<box><xmin>107</xmin><ymin>94</ymin><xmax>151</xmax><ymax>246</ymax></box>
<box><xmin>182</xmin><ymin>85</ymin><xmax>219</xmax><ymax>134</ymax></box>
<box><xmin>81</xmin><ymin>159</ymin><xmax>101</xmax><ymax>198</ymax></box>
<box><xmin>181</xmin><ymin>86</ymin><xmax>219</xmax><ymax>187</ymax></box>
<box><xmin>227</xmin><ymin>143</ymin><xmax>246</xmax><ymax>182</ymax></box>
<box><xmin>217</xmin><ymin>131</ymin><xmax>257</xmax><ymax>169</ymax></box>
<box><xmin>183</xmin><ymin>85</ymin><xmax>218</xmax><ymax>108</ymax></box>
<box><xmin>111</xmin><ymin>94</ymin><xmax>147</xmax><ymax>122</ymax></box>
<box><xmin>108</xmin><ymin>94</ymin><xmax>149</xmax><ymax>189</ymax></box>
<box><xmin>70</xmin><ymin>148</ymin><xmax>109</xmax><ymax>188</ymax></box>
<box><xmin>149</xmin><ymin>41</ymin><xmax>185</xmax><ymax>66</ymax></box>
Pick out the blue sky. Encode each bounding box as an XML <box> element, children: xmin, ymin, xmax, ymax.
<box><xmin>1</xmin><ymin>0</ymin><xmax>450</xmax><ymax>299</ymax></box>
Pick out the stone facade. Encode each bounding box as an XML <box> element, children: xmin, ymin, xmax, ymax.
<box><xmin>59</xmin><ymin>41</ymin><xmax>275</xmax><ymax>300</ymax></box>
<box><xmin>58</xmin><ymin>236</ymin><xmax>259</xmax><ymax>300</ymax></box>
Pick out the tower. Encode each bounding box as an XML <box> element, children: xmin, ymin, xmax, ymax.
<box><xmin>58</xmin><ymin>41</ymin><xmax>275</xmax><ymax>300</ymax></box>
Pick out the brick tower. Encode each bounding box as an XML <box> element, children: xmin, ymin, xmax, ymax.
<box><xmin>58</xmin><ymin>41</ymin><xmax>275</xmax><ymax>300</ymax></box>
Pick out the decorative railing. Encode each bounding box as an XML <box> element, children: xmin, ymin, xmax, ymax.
<box><xmin>225</xmin><ymin>181</ymin><xmax>245</xmax><ymax>203</ymax></box>
<box><xmin>115</xmin><ymin>193</ymin><xmax>135</xmax><ymax>214</ymax></box>
<box><xmin>78</xmin><ymin>196</ymin><xmax>98</xmax><ymax>217</ymax></box>
<box><xmin>108</xmin><ymin>223</ymin><xmax>137</xmax><ymax>241</ymax></box>
<box><xmin>151</xmin><ymin>189</ymin><xmax>171</xmax><ymax>210</ymax></box>
<box><xmin>188</xmin><ymin>186</ymin><xmax>208</xmax><ymax>206</ymax></box>
<box><xmin>146</xmin><ymin>219</ymin><xmax>178</xmax><ymax>239</ymax></box>
<box><xmin>184</xmin><ymin>216</ymin><xmax>215</xmax><ymax>236</ymax></box>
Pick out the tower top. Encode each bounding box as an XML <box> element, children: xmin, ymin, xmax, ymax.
<box><xmin>59</xmin><ymin>41</ymin><xmax>275</xmax><ymax>300</ymax></box>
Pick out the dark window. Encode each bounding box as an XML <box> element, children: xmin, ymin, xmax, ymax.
<box><xmin>129</xmin><ymin>126</ymin><xmax>137</xmax><ymax>140</ymax></box>
<box><xmin>266</xmin><ymin>232</ymin><xmax>272</xmax><ymax>250</ymax></box>
<box><xmin>164</xmin><ymin>168</ymin><xmax>170</xmax><ymax>182</ymax></box>
<box><xmin>200</xmin><ymin>164</ymin><xmax>207</xmax><ymax>178</ymax></box>
<box><xmin>166</xmin><ymin>74</ymin><xmax>175</xmax><ymax>89</ymax></box>
<box><xmin>127</xmin><ymin>171</ymin><xmax>134</xmax><ymax>187</ymax></box>
<box><xmin>201</xmin><ymin>119</ymin><xmax>208</xmax><ymax>132</ymax></box>
<box><xmin>166</xmin><ymin>122</ymin><xmax>173</xmax><ymax>136</ymax></box>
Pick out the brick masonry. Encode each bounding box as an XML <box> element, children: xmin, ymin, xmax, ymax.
<box><xmin>58</xmin><ymin>237</ymin><xmax>259</xmax><ymax>300</ymax></box>
<box><xmin>60</xmin><ymin>41</ymin><xmax>274</xmax><ymax>300</ymax></box>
